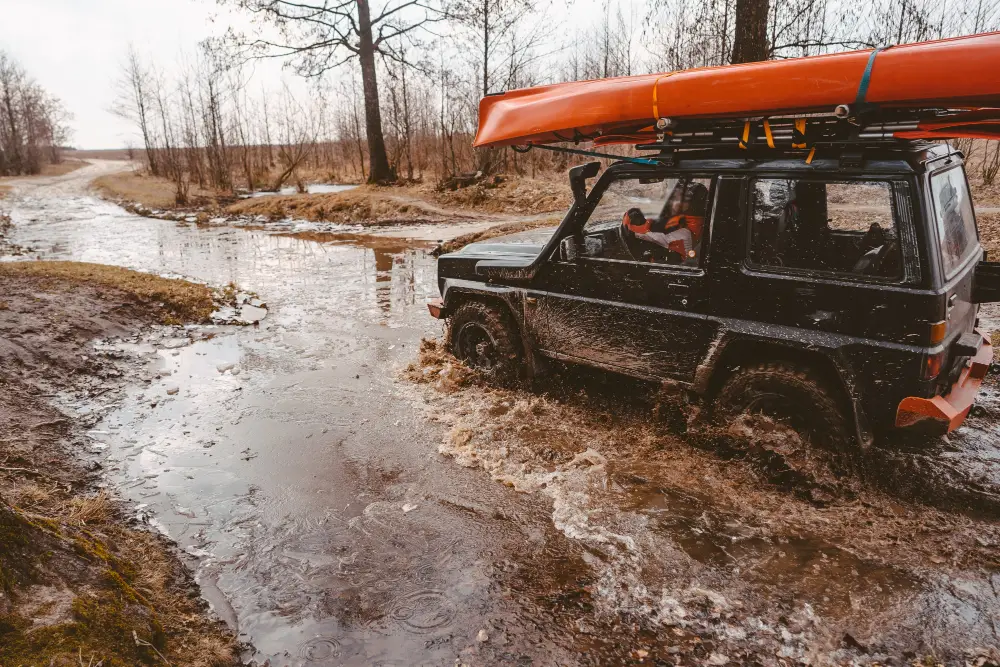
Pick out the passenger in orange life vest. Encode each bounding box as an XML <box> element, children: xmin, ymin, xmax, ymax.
<box><xmin>621</xmin><ymin>181</ymin><xmax>709</xmax><ymax>262</ymax></box>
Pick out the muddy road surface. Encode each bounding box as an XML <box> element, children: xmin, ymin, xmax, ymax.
<box><xmin>5</xmin><ymin>161</ymin><xmax>1000</xmax><ymax>665</ymax></box>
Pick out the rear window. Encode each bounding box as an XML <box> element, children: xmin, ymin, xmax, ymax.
<box><xmin>930</xmin><ymin>167</ymin><xmax>979</xmax><ymax>277</ymax></box>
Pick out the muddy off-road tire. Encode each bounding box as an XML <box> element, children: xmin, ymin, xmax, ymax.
<box><xmin>448</xmin><ymin>300</ymin><xmax>523</xmax><ymax>384</ymax></box>
<box><xmin>715</xmin><ymin>361</ymin><xmax>853</xmax><ymax>451</ymax></box>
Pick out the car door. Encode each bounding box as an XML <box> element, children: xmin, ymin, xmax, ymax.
<box><xmin>522</xmin><ymin>175</ymin><xmax>719</xmax><ymax>383</ymax></box>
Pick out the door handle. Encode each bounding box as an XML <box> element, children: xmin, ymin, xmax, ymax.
<box><xmin>668</xmin><ymin>282</ymin><xmax>690</xmax><ymax>292</ymax></box>
<box><xmin>794</xmin><ymin>287</ymin><xmax>816</xmax><ymax>298</ymax></box>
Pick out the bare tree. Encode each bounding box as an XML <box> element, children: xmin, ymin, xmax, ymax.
<box><xmin>0</xmin><ymin>51</ymin><xmax>71</xmax><ymax>176</ymax></box>
<box><xmin>452</xmin><ymin>0</ymin><xmax>535</xmax><ymax>173</ymax></box>
<box><xmin>982</xmin><ymin>141</ymin><xmax>1000</xmax><ymax>185</ymax></box>
<box><xmin>732</xmin><ymin>0</ymin><xmax>769</xmax><ymax>62</ymax></box>
<box><xmin>113</xmin><ymin>45</ymin><xmax>160</xmax><ymax>175</ymax></box>
<box><xmin>215</xmin><ymin>0</ymin><xmax>444</xmax><ymax>184</ymax></box>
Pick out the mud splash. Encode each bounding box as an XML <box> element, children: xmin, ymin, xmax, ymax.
<box><xmin>405</xmin><ymin>340</ymin><xmax>1000</xmax><ymax>663</ymax></box>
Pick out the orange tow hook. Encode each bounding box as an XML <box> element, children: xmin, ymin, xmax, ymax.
<box><xmin>427</xmin><ymin>298</ymin><xmax>445</xmax><ymax>319</ymax></box>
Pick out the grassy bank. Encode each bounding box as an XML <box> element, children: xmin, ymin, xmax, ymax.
<box><xmin>0</xmin><ymin>263</ymin><xmax>239</xmax><ymax>665</ymax></box>
<box><xmin>225</xmin><ymin>185</ymin><xmax>448</xmax><ymax>224</ymax></box>
<box><xmin>92</xmin><ymin>171</ymin><xmax>227</xmax><ymax>210</ymax></box>
<box><xmin>94</xmin><ymin>168</ymin><xmax>572</xmax><ymax>223</ymax></box>
<box><xmin>0</xmin><ymin>261</ymin><xmax>216</xmax><ymax>324</ymax></box>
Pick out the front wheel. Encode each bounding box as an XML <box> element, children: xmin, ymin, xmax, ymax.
<box><xmin>715</xmin><ymin>361</ymin><xmax>854</xmax><ymax>451</ymax></box>
<box><xmin>448</xmin><ymin>300</ymin><xmax>523</xmax><ymax>384</ymax></box>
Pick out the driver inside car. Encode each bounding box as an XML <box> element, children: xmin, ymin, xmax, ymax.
<box><xmin>620</xmin><ymin>180</ymin><xmax>708</xmax><ymax>265</ymax></box>
<box><xmin>622</xmin><ymin>208</ymin><xmax>693</xmax><ymax>263</ymax></box>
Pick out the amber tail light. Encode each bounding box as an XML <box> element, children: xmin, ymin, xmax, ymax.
<box><xmin>929</xmin><ymin>320</ymin><xmax>947</xmax><ymax>345</ymax></box>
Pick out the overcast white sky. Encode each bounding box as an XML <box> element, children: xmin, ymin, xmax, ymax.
<box><xmin>0</xmin><ymin>0</ymin><xmax>255</xmax><ymax>149</ymax></box>
<box><xmin>0</xmin><ymin>0</ymin><xmax>632</xmax><ymax>150</ymax></box>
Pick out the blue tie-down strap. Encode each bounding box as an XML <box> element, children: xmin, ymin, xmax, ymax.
<box><xmin>854</xmin><ymin>47</ymin><xmax>885</xmax><ymax>112</ymax></box>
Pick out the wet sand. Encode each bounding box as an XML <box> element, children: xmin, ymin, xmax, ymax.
<box><xmin>4</xmin><ymin>160</ymin><xmax>1000</xmax><ymax>664</ymax></box>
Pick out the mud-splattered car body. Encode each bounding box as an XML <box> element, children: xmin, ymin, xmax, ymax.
<box><xmin>431</xmin><ymin>143</ymin><xmax>998</xmax><ymax>447</ymax></box>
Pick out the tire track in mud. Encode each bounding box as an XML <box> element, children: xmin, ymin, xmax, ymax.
<box><xmin>401</xmin><ymin>339</ymin><xmax>1000</xmax><ymax>663</ymax></box>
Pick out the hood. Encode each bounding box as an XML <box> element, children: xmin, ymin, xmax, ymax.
<box><xmin>450</xmin><ymin>226</ymin><xmax>557</xmax><ymax>258</ymax></box>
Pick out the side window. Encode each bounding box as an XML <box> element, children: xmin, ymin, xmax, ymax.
<box><xmin>583</xmin><ymin>176</ymin><xmax>713</xmax><ymax>267</ymax></box>
<box><xmin>749</xmin><ymin>179</ymin><xmax>903</xmax><ymax>280</ymax></box>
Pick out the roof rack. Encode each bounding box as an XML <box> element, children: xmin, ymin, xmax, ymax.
<box><xmin>620</xmin><ymin>108</ymin><xmax>976</xmax><ymax>166</ymax></box>
<box><xmin>634</xmin><ymin>110</ymin><xmax>951</xmax><ymax>152</ymax></box>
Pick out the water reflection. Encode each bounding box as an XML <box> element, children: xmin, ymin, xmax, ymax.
<box><xmin>8</xmin><ymin>199</ymin><xmax>439</xmax><ymax>330</ymax></box>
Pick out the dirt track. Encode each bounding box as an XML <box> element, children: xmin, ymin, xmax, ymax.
<box><xmin>3</xmin><ymin>161</ymin><xmax>1000</xmax><ymax>664</ymax></box>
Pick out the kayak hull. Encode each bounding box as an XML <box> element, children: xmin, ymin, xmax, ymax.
<box><xmin>474</xmin><ymin>32</ymin><xmax>1000</xmax><ymax>148</ymax></box>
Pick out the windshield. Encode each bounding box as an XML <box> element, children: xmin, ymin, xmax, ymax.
<box><xmin>930</xmin><ymin>167</ymin><xmax>979</xmax><ymax>277</ymax></box>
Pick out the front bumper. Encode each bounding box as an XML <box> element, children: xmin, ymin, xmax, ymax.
<box><xmin>895</xmin><ymin>330</ymin><xmax>993</xmax><ymax>432</ymax></box>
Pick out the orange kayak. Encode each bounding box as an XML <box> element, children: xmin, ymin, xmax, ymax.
<box><xmin>474</xmin><ymin>32</ymin><xmax>1000</xmax><ymax>148</ymax></box>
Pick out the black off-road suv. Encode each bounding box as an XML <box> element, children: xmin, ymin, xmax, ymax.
<box><xmin>428</xmin><ymin>138</ymin><xmax>998</xmax><ymax>449</ymax></box>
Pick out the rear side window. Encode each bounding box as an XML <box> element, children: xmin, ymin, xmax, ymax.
<box><xmin>748</xmin><ymin>179</ymin><xmax>903</xmax><ymax>280</ymax></box>
<box><xmin>930</xmin><ymin>167</ymin><xmax>979</xmax><ymax>277</ymax></box>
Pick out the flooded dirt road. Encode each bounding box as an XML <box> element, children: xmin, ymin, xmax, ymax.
<box><xmin>5</xmin><ymin>161</ymin><xmax>1000</xmax><ymax>665</ymax></box>
<box><xmin>4</xmin><ymin>162</ymin><xmax>585</xmax><ymax>665</ymax></box>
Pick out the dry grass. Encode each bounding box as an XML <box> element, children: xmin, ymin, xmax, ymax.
<box><xmin>979</xmin><ymin>211</ymin><xmax>1000</xmax><ymax>259</ymax></box>
<box><xmin>0</xmin><ymin>184</ymin><xmax>11</xmax><ymax>200</ymax></box>
<box><xmin>422</xmin><ymin>176</ymin><xmax>571</xmax><ymax>214</ymax></box>
<box><xmin>226</xmin><ymin>177</ymin><xmax>571</xmax><ymax>226</ymax></box>
<box><xmin>65</xmin><ymin>148</ymin><xmax>134</xmax><ymax>161</ymax></box>
<box><xmin>93</xmin><ymin>171</ymin><xmax>226</xmax><ymax>209</ymax></box>
<box><xmin>68</xmin><ymin>491</ymin><xmax>113</xmax><ymax>525</ymax></box>
<box><xmin>437</xmin><ymin>216</ymin><xmax>560</xmax><ymax>254</ymax></box>
<box><xmin>39</xmin><ymin>159</ymin><xmax>87</xmax><ymax>178</ymax></box>
<box><xmin>6</xmin><ymin>479</ymin><xmax>58</xmax><ymax>511</ymax></box>
<box><xmin>0</xmin><ymin>500</ymin><xmax>239</xmax><ymax>666</ymax></box>
<box><xmin>0</xmin><ymin>261</ymin><xmax>215</xmax><ymax>323</ymax></box>
<box><xmin>225</xmin><ymin>185</ymin><xmax>447</xmax><ymax>224</ymax></box>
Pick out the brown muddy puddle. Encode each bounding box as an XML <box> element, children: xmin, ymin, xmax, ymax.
<box><xmin>6</xmin><ymin>167</ymin><xmax>1000</xmax><ymax>665</ymax></box>
<box><xmin>414</xmin><ymin>349</ymin><xmax>1000</xmax><ymax>662</ymax></box>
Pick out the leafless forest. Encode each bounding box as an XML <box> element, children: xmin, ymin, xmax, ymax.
<box><xmin>104</xmin><ymin>0</ymin><xmax>1000</xmax><ymax>199</ymax></box>
<box><xmin>0</xmin><ymin>52</ymin><xmax>71</xmax><ymax>177</ymax></box>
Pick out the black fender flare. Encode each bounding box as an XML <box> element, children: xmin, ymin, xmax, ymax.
<box><xmin>440</xmin><ymin>280</ymin><xmax>545</xmax><ymax>377</ymax></box>
<box><xmin>692</xmin><ymin>331</ymin><xmax>874</xmax><ymax>449</ymax></box>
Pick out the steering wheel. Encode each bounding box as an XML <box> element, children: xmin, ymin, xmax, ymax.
<box><xmin>617</xmin><ymin>220</ymin><xmax>646</xmax><ymax>260</ymax></box>
<box><xmin>618</xmin><ymin>219</ymin><xmax>682</xmax><ymax>264</ymax></box>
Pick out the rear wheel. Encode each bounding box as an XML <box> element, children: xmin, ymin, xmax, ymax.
<box><xmin>448</xmin><ymin>300</ymin><xmax>522</xmax><ymax>383</ymax></box>
<box><xmin>715</xmin><ymin>361</ymin><xmax>853</xmax><ymax>451</ymax></box>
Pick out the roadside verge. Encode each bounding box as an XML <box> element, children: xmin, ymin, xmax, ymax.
<box><xmin>0</xmin><ymin>262</ymin><xmax>240</xmax><ymax>666</ymax></box>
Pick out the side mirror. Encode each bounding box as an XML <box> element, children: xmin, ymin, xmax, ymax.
<box><xmin>558</xmin><ymin>235</ymin><xmax>580</xmax><ymax>262</ymax></box>
<box><xmin>569</xmin><ymin>161</ymin><xmax>601</xmax><ymax>205</ymax></box>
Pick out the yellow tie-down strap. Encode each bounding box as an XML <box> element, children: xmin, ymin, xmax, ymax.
<box><xmin>792</xmin><ymin>118</ymin><xmax>807</xmax><ymax>148</ymax></box>
<box><xmin>739</xmin><ymin>120</ymin><xmax>776</xmax><ymax>149</ymax></box>
<box><xmin>763</xmin><ymin>120</ymin><xmax>775</xmax><ymax>148</ymax></box>
<box><xmin>651</xmin><ymin>74</ymin><xmax>676</xmax><ymax>123</ymax></box>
